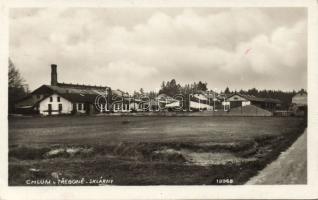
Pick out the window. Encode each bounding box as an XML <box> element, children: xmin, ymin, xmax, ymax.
<box><xmin>78</xmin><ymin>103</ymin><xmax>82</xmax><ymax>110</ymax></box>
<box><xmin>50</xmin><ymin>97</ymin><xmax>53</xmax><ymax>102</ymax></box>
<box><xmin>48</xmin><ymin>104</ymin><xmax>52</xmax><ymax>115</ymax></box>
<box><xmin>83</xmin><ymin>103</ymin><xmax>86</xmax><ymax>111</ymax></box>
<box><xmin>73</xmin><ymin>103</ymin><xmax>77</xmax><ymax>111</ymax></box>
<box><xmin>58</xmin><ymin>104</ymin><xmax>62</xmax><ymax>112</ymax></box>
<box><xmin>36</xmin><ymin>95</ymin><xmax>41</xmax><ymax>99</ymax></box>
<box><xmin>57</xmin><ymin>97</ymin><xmax>60</xmax><ymax>102</ymax></box>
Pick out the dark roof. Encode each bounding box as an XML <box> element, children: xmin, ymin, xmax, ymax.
<box><xmin>57</xmin><ymin>83</ymin><xmax>128</xmax><ymax>97</ymax></box>
<box><xmin>226</xmin><ymin>93</ymin><xmax>281</xmax><ymax>104</ymax></box>
<box><xmin>156</xmin><ymin>93</ymin><xmax>174</xmax><ymax>100</ymax></box>
<box><xmin>16</xmin><ymin>93</ymin><xmax>52</xmax><ymax>109</ymax></box>
<box><xmin>24</xmin><ymin>82</ymin><xmax>130</xmax><ymax>105</ymax></box>
<box><xmin>112</xmin><ymin>89</ymin><xmax>129</xmax><ymax>97</ymax></box>
<box><xmin>216</xmin><ymin>93</ymin><xmax>231</xmax><ymax>100</ymax></box>
<box><xmin>33</xmin><ymin>94</ymin><xmax>54</xmax><ymax>107</ymax></box>
<box><xmin>294</xmin><ymin>91</ymin><xmax>307</xmax><ymax>97</ymax></box>
<box><xmin>57</xmin><ymin>82</ymin><xmax>107</xmax><ymax>90</ymax></box>
<box><xmin>32</xmin><ymin>83</ymin><xmax>111</xmax><ymax>104</ymax></box>
<box><xmin>15</xmin><ymin>93</ymin><xmax>33</xmax><ymax>102</ymax></box>
<box><xmin>59</xmin><ymin>93</ymin><xmax>98</xmax><ymax>103</ymax></box>
<box><xmin>56</xmin><ymin>83</ymin><xmax>109</xmax><ymax>95</ymax></box>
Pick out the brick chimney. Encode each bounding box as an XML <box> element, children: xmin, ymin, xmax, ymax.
<box><xmin>51</xmin><ymin>64</ymin><xmax>58</xmax><ymax>86</ymax></box>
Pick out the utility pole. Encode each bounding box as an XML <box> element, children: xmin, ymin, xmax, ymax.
<box><xmin>121</xmin><ymin>94</ymin><xmax>124</xmax><ymax>112</ymax></box>
<box><xmin>207</xmin><ymin>91</ymin><xmax>210</xmax><ymax>111</ymax></box>
<box><xmin>188</xmin><ymin>94</ymin><xmax>192</xmax><ymax>112</ymax></box>
<box><xmin>133</xmin><ymin>95</ymin><xmax>136</xmax><ymax>111</ymax></box>
<box><xmin>213</xmin><ymin>92</ymin><xmax>216</xmax><ymax>112</ymax></box>
<box><xmin>128</xmin><ymin>95</ymin><xmax>131</xmax><ymax>112</ymax></box>
<box><xmin>198</xmin><ymin>95</ymin><xmax>201</xmax><ymax>111</ymax></box>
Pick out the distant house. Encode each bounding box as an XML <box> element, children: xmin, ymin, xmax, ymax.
<box><xmin>292</xmin><ymin>91</ymin><xmax>307</xmax><ymax>106</ymax></box>
<box><xmin>165</xmin><ymin>100</ymin><xmax>182</xmax><ymax>111</ymax></box>
<box><xmin>111</xmin><ymin>90</ymin><xmax>131</xmax><ymax>112</ymax></box>
<box><xmin>224</xmin><ymin>93</ymin><xmax>281</xmax><ymax>111</ymax></box>
<box><xmin>156</xmin><ymin>94</ymin><xmax>175</xmax><ymax>102</ymax></box>
<box><xmin>189</xmin><ymin>93</ymin><xmax>213</xmax><ymax>111</ymax></box>
<box><xmin>158</xmin><ymin>91</ymin><xmax>218</xmax><ymax>111</ymax></box>
<box><xmin>122</xmin><ymin>96</ymin><xmax>159</xmax><ymax>112</ymax></box>
<box><xmin>290</xmin><ymin>91</ymin><xmax>307</xmax><ymax>116</ymax></box>
<box><xmin>155</xmin><ymin>94</ymin><xmax>176</xmax><ymax>110</ymax></box>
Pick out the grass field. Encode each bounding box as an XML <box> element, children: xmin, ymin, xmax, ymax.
<box><xmin>8</xmin><ymin>116</ymin><xmax>306</xmax><ymax>185</ymax></box>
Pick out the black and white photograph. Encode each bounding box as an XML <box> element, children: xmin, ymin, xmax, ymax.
<box><xmin>1</xmin><ymin>0</ymin><xmax>318</xmax><ymax>199</ymax></box>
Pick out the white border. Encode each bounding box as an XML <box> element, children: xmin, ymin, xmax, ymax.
<box><xmin>1</xmin><ymin>0</ymin><xmax>318</xmax><ymax>199</ymax></box>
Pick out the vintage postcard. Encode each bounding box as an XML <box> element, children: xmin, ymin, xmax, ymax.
<box><xmin>0</xmin><ymin>0</ymin><xmax>318</xmax><ymax>199</ymax></box>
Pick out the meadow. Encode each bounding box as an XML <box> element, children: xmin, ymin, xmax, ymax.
<box><xmin>8</xmin><ymin>115</ymin><xmax>306</xmax><ymax>185</ymax></box>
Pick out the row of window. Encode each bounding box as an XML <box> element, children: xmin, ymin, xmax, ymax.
<box><xmin>49</xmin><ymin>96</ymin><xmax>61</xmax><ymax>102</ymax></box>
<box><xmin>47</xmin><ymin>103</ymin><xmax>86</xmax><ymax>112</ymax></box>
<box><xmin>113</xmin><ymin>103</ymin><xmax>143</xmax><ymax>110</ymax></box>
<box><xmin>47</xmin><ymin>102</ymin><xmax>148</xmax><ymax>113</ymax></box>
<box><xmin>47</xmin><ymin>102</ymin><xmax>85</xmax><ymax>113</ymax></box>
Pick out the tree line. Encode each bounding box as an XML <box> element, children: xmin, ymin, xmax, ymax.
<box><xmin>158</xmin><ymin>79</ymin><xmax>306</xmax><ymax>109</ymax></box>
<box><xmin>158</xmin><ymin>79</ymin><xmax>208</xmax><ymax>97</ymax></box>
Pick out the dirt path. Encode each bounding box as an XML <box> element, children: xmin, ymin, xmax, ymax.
<box><xmin>246</xmin><ymin>129</ymin><xmax>307</xmax><ymax>184</ymax></box>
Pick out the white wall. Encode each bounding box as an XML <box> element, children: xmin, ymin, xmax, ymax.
<box><xmin>222</xmin><ymin>101</ymin><xmax>230</xmax><ymax>106</ymax></box>
<box><xmin>193</xmin><ymin>94</ymin><xmax>208</xmax><ymax>101</ymax></box>
<box><xmin>292</xmin><ymin>94</ymin><xmax>307</xmax><ymax>106</ymax></box>
<box><xmin>242</xmin><ymin>101</ymin><xmax>251</xmax><ymax>106</ymax></box>
<box><xmin>190</xmin><ymin>101</ymin><xmax>213</xmax><ymax>110</ymax></box>
<box><xmin>113</xmin><ymin>102</ymin><xmax>131</xmax><ymax>112</ymax></box>
<box><xmin>39</xmin><ymin>94</ymin><xmax>73</xmax><ymax>115</ymax></box>
<box><xmin>165</xmin><ymin>101</ymin><xmax>180</xmax><ymax>108</ymax></box>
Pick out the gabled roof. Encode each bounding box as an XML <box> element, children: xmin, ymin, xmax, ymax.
<box><xmin>57</xmin><ymin>83</ymin><xmax>109</xmax><ymax>95</ymax></box>
<box><xmin>189</xmin><ymin>90</ymin><xmax>218</xmax><ymax>100</ymax></box>
<box><xmin>16</xmin><ymin>93</ymin><xmax>52</xmax><ymax>109</ymax></box>
<box><xmin>226</xmin><ymin>93</ymin><xmax>281</xmax><ymax>104</ymax></box>
<box><xmin>112</xmin><ymin>89</ymin><xmax>129</xmax><ymax>97</ymax></box>
<box><xmin>156</xmin><ymin>93</ymin><xmax>174</xmax><ymax>100</ymax></box>
<box><xmin>293</xmin><ymin>91</ymin><xmax>307</xmax><ymax>97</ymax></box>
<box><xmin>217</xmin><ymin>93</ymin><xmax>231</xmax><ymax>100</ymax></box>
<box><xmin>57</xmin><ymin>82</ymin><xmax>107</xmax><ymax>90</ymax></box>
<box><xmin>192</xmin><ymin>94</ymin><xmax>208</xmax><ymax>101</ymax></box>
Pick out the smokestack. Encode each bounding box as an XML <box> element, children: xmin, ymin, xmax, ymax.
<box><xmin>51</xmin><ymin>64</ymin><xmax>58</xmax><ymax>86</ymax></box>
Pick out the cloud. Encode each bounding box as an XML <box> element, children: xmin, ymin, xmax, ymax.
<box><xmin>9</xmin><ymin>7</ymin><xmax>307</xmax><ymax>93</ymax></box>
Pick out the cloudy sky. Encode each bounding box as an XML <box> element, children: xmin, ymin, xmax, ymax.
<box><xmin>9</xmin><ymin>7</ymin><xmax>307</xmax><ymax>93</ymax></box>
